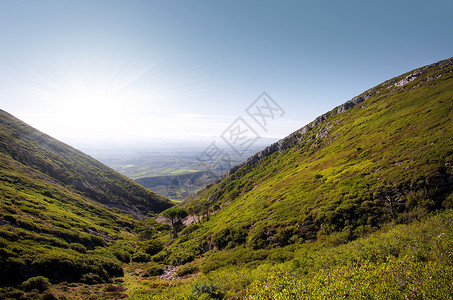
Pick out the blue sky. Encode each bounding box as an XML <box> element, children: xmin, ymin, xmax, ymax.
<box><xmin>0</xmin><ymin>0</ymin><xmax>452</xmax><ymax>144</ymax></box>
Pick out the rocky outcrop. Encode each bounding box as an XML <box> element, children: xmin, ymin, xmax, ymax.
<box><xmin>159</xmin><ymin>265</ymin><xmax>178</xmax><ymax>280</ymax></box>
<box><xmin>393</xmin><ymin>71</ymin><xmax>422</xmax><ymax>88</ymax></box>
<box><xmin>336</xmin><ymin>92</ymin><xmax>372</xmax><ymax>113</ymax></box>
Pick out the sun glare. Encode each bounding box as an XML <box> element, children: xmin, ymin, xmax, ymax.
<box><xmin>20</xmin><ymin>58</ymin><xmax>158</xmax><ymax>141</ymax></box>
<box><xmin>13</xmin><ymin>54</ymin><xmax>224</xmax><ymax>142</ymax></box>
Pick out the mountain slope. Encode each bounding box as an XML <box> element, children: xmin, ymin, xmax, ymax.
<box><xmin>0</xmin><ymin>110</ymin><xmax>173</xmax><ymax>216</ymax></box>
<box><xmin>0</xmin><ymin>111</ymin><xmax>173</xmax><ymax>285</ymax></box>
<box><xmin>121</xmin><ymin>57</ymin><xmax>453</xmax><ymax>299</ymax></box>
<box><xmin>180</xmin><ymin>57</ymin><xmax>453</xmax><ymax>252</ymax></box>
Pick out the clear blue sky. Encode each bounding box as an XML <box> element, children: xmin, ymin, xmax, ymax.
<box><xmin>1</xmin><ymin>0</ymin><xmax>452</xmax><ymax>144</ymax></box>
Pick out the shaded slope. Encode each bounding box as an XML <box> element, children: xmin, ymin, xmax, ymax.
<box><xmin>0</xmin><ymin>110</ymin><xmax>173</xmax><ymax>215</ymax></box>
<box><xmin>183</xmin><ymin>57</ymin><xmax>453</xmax><ymax>250</ymax></box>
<box><xmin>0</xmin><ymin>149</ymin><xmax>134</xmax><ymax>283</ymax></box>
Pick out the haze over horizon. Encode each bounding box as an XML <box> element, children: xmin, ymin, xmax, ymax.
<box><xmin>1</xmin><ymin>0</ymin><xmax>452</xmax><ymax>146</ymax></box>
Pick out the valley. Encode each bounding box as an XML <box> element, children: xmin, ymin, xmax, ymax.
<box><xmin>76</xmin><ymin>138</ymin><xmax>277</xmax><ymax>201</ymax></box>
<box><xmin>0</xmin><ymin>57</ymin><xmax>452</xmax><ymax>299</ymax></box>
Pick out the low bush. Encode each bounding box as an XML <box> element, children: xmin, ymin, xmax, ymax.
<box><xmin>193</xmin><ymin>281</ymin><xmax>223</xmax><ymax>299</ymax></box>
<box><xmin>176</xmin><ymin>263</ymin><xmax>197</xmax><ymax>277</ymax></box>
<box><xmin>21</xmin><ymin>276</ymin><xmax>51</xmax><ymax>292</ymax></box>
<box><xmin>142</xmin><ymin>239</ymin><xmax>163</xmax><ymax>256</ymax></box>
<box><xmin>69</xmin><ymin>243</ymin><xmax>87</xmax><ymax>253</ymax></box>
<box><xmin>112</xmin><ymin>249</ymin><xmax>131</xmax><ymax>263</ymax></box>
<box><xmin>211</xmin><ymin>225</ymin><xmax>248</xmax><ymax>250</ymax></box>
<box><xmin>164</xmin><ymin>248</ymin><xmax>194</xmax><ymax>265</ymax></box>
<box><xmin>142</xmin><ymin>264</ymin><xmax>164</xmax><ymax>277</ymax></box>
<box><xmin>131</xmin><ymin>252</ymin><xmax>151</xmax><ymax>263</ymax></box>
<box><xmin>80</xmin><ymin>272</ymin><xmax>103</xmax><ymax>284</ymax></box>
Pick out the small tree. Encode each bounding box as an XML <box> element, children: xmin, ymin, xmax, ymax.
<box><xmin>162</xmin><ymin>207</ymin><xmax>188</xmax><ymax>238</ymax></box>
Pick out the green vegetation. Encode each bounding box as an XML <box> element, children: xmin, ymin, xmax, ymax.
<box><xmin>181</xmin><ymin>57</ymin><xmax>453</xmax><ymax>255</ymax></box>
<box><xmin>0</xmin><ymin>152</ymin><xmax>134</xmax><ymax>284</ymax></box>
<box><xmin>20</xmin><ymin>276</ymin><xmax>51</xmax><ymax>293</ymax></box>
<box><xmin>1</xmin><ymin>57</ymin><xmax>452</xmax><ymax>299</ymax></box>
<box><xmin>0</xmin><ymin>109</ymin><xmax>173</xmax><ymax>297</ymax></box>
<box><xmin>126</xmin><ymin>57</ymin><xmax>453</xmax><ymax>298</ymax></box>
<box><xmin>128</xmin><ymin>207</ymin><xmax>453</xmax><ymax>299</ymax></box>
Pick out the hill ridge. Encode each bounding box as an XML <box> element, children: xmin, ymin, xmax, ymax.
<box><xmin>225</xmin><ymin>57</ymin><xmax>453</xmax><ymax>180</ymax></box>
<box><xmin>0</xmin><ymin>109</ymin><xmax>173</xmax><ymax>216</ymax></box>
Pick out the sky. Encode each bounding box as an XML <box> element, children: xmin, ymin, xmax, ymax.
<box><xmin>0</xmin><ymin>0</ymin><xmax>452</xmax><ymax>146</ymax></box>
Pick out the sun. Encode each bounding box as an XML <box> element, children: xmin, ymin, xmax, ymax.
<box><xmin>22</xmin><ymin>58</ymin><xmax>154</xmax><ymax>141</ymax></box>
<box><xmin>14</xmin><ymin>53</ymin><xmax>213</xmax><ymax>142</ymax></box>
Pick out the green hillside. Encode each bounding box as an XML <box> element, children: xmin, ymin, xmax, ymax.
<box><xmin>184</xmin><ymin>57</ymin><xmax>453</xmax><ymax>244</ymax></box>
<box><xmin>0</xmin><ymin>110</ymin><xmax>172</xmax><ymax>216</ymax></box>
<box><xmin>0</xmin><ymin>111</ymin><xmax>173</xmax><ymax>292</ymax></box>
<box><xmin>131</xmin><ymin>58</ymin><xmax>453</xmax><ymax>298</ymax></box>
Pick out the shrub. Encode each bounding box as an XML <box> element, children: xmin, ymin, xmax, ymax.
<box><xmin>112</xmin><ymin>249</ymin><xmax>131</xmax><ymax>263</ymax></box>
<box><xmin>104</xmin><ymin>285</ymin><xmax>126</xmax><ymax>292</ymax></box>
<box><xmin>212</xmin><ymin>225</ymin><xmax>248</xmax><ymax>250</ymax></box>
<box><xmin>80</xmin><ymin>273</ymin><xmax>103</xmax><ymax>284</ymax></box>
<box><xmin>0</xmin><ymin>287</ymin><xmax>24</xmax><ymax>299</ymax></box>
<box><xmin>39</xmin><ymin>290</ymin><xmax>58</xmax><ymax>300</ymax></box>
<box><xmin>142</xmin><ymin>264</ymin><xmax>164</xmax><ymax>277</ymax></box>
<box><xmin>180</xmin><ymin>223</ymin><xmax>200</xmax><ymax>236</ymax></box>
<box><xmin>176</xmin><ymin>263</ymin><xmax>197</xmax><ymax>277</ymax></box>
<box><xmin>248</xmin><ymin>228</ymin><xmax>268</xmax><ymax>250</ymax></box>
<box><xmin>69</xmin><ymin>243</ymin><xmax>87</xmax><ymax>253</ymax></box>
<box><xmin>193</xmin><ymin>282</ymin><xmax>223</xmax><ymax>299</ymax></box>
<box><xmin>131</xmin><ymin>252</ymin><xmax>151</xmax><ymax>262</ymax></box>
<box><xmin>142</xmin><ymin>239</ymin><xmax>163</xmax><ymax>256</ymax></box>
<box><xmin>29</xmin><ymin>250</ymin><xmax>123</xmax><ymax>282</ymax></box>
<box><xmin>165</xmin><ymin>248</ymin><xmax>194</xmax><ymax>265</ymax></box>
<box><xmin>443</xmin><ymin>192</ymin><xmax>453</xmax><ymax>209</ymax></box>
<box><xmin>21</xmin><ymin>276</ymin><xmax>51</xmax><ymax>292</ymax></box>
<box><xmin>151</xmin><ymin>249</ymin><xmax>169</xmax><ymax>263</ymax></box>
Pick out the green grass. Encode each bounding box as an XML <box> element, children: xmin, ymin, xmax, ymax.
<box><xmin>127</xmin><ymin>208</ymin><xmax>453</xmax><ymax>299</ymax></box>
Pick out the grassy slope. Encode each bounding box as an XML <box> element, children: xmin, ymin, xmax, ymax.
<box><xmin>130</xmin><ymin>58</ymin><xmax>453</xmax><ymax>298</ymax></box>
<box><xmin>185</xmin><ymin>57</ymin><xmax>453</xmax><ymax>245</ymax></box>
<box><xmin>133</xmin><ymin>208</ymin><xmax>453</xmax><ymax>299</ymax></box>
<box><xmin>0</xmin><ymin>150</ymin><xmax>134</xmax><ymax>283</ymax></box>
<box><xmin>0</xmin><ymin>111</ymin><xmax>173</xmax><ymax>289</ymax></box>
<box><xmin>0</xmin><ymin>110</ymin><xmax>173</xmax><ymax>216</ymax></box>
